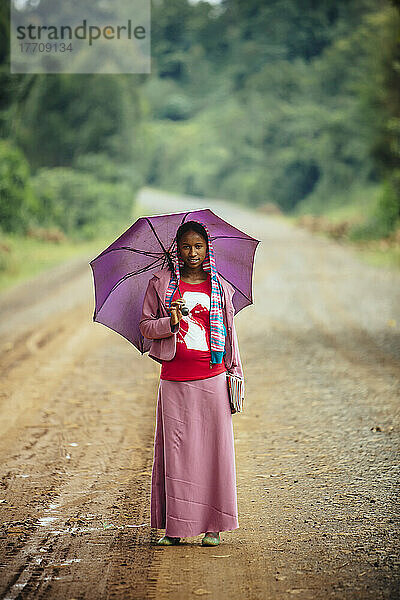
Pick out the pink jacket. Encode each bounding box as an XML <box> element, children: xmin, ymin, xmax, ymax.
<box><xmin>139</xmin><ymin>268</ymin><xmax>244</xmax><ymax>379</ymax></box>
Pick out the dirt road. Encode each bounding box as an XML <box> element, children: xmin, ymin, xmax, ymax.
<box><xmin>0</xmin><ymin>187</ymin><xmax>399</xmax><ymax>600</ymax></box>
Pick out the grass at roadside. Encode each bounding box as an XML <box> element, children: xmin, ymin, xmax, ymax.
<box><xmin>287</xmin><ymin>214</ymin><xmax>400</xmax><ymax>271</ymax></box>
<box><xmin>347</xmin><ymin>239</ymin><xmax>400</xmax><ymax>270</ymax></box>
<box><xmin>287</xmin><ymin>184</ymin><xmax>400</xmax><ymax>272</ymax></box>
<box><xmin>0</xmin><ymin>234</ymin><xmax>106</xmax><ymax>293</ymax></box>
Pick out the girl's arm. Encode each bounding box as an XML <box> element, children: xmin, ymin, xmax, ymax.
<box><xmin>139</xmin><ymin>278</ymin><xmax>179</xmax><ymax>340</ymax></box>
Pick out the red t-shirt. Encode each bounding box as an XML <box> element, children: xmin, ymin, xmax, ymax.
<box><xmin>160</xmin><ymin>275</ymin><xmax>227</xmax><ymax>381</ymax></box>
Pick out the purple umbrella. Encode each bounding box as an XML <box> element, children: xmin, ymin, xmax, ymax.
<box><xmin>89</xmin><ymin>208</ymin><xmax>260</xmax><ymax>354</ymax></box>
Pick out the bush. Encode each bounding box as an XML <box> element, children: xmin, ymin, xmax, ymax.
<box><xmin>375</xmin><ymin>173</ymin><xmax>400</xmax><ymax>235</ymax></box>
<box><xmin>142</xmin><ymin>78</ymin><xmax>195</xmax><ymax>121</ymax></box>
<box><xmin>0</xmin><ymin>140</ymin><xmax>37</xmax><ymax>234</ymax></box>
<box><xmin>349</xmin><ymin>175</ymin><xmax>400</xmax><ymax>241</ymax></box>
<box><xmin>30</xmin><ymin>167</ymin><xmax>134</xmax><ymax>240</ymax></box>
<box><xmin>72</xmin><ymin>153</ymin><xmax>143</xmax><ymax>191</ymax></box>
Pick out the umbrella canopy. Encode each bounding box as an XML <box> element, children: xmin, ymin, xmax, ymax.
<box><xmin>89</xmin><ymin>208</ymin><xmax>260</xmax><ymax>353</ymax></box>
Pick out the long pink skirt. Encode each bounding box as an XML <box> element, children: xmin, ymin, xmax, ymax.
<box><xmin>150</xmin><ymin>371</ymin><xmax>239</xmax><ymax>537</ymax></box>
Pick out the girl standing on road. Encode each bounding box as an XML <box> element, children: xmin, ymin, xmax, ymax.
<box><xmin>139</xmin><ymin>220</ymin><xmax>244</xmax><ymax>547</ymax></box>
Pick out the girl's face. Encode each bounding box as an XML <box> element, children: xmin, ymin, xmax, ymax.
<box><xmin>178</xmin><ymin>230</ymin><xmax>208</xmax><ymax>270</ymax></box>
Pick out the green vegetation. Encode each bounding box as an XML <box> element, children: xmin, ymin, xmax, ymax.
<box><xmin>30</xmin><ymin>167</ymin><xmax>133</xmax><ymax>240</ymax></box>
<box><xmin>145</xmin><ymin>0</ymin><xmax>400</xmax><ymax>248</ymax></box>
<box><xmin>0</xmin><ymin>233</ymin><xmax>100</xmax><ymax>292</ymax></box>
<box><xmin>0</xmin><ymin>0</ymin><xmax>399</xmax><ymax>290</ymax></box>
<box><xmin>0</xmin><ymin>139</ymin><xmax>36</xmax><ymax>234</ymax></box>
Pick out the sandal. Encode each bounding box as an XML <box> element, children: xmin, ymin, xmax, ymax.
<box><xmin>156</xmin><ymin>535</ymin><xmax>181</xmax><ymax>546</ymax></box>
<box><xmin>202</xmin><ymin>532</ymin><xmax>220</xmax><ymax>546</ymax></box>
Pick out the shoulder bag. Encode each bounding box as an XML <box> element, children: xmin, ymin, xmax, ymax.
<box><xmin>226</xmin><ymin>372</ymin><xmax>244</xmax><ymax>414</ymax></box>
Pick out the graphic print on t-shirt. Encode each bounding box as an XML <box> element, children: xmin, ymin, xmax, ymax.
<box><xmin>178</xmin><ymin>291</ymin><xmax>210</xmax><ymax>351</ymax></box>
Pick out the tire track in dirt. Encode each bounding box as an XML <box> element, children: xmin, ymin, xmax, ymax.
<box><xmin>0</xmin><ymin>316</ymin><xmax>162</xmax><ymax>599</ymax></box>
<box><xmin>0</xmin><ymin>258</ymin><xmax>162</xmax><ymax>600</ymax></box>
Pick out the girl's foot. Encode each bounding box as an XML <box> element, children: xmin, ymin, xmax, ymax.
<box><xmin>156</xmin><ymin>535</ymin><xmax>181</xmax><ymax>546</ymax></box>
<box><xmin>202</xmin><ymin>532</ymin><xmax>220</xmax><ymax>546</ymax></box>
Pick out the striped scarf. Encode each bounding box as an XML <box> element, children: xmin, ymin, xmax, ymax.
<box><xmin>165</xmin><ymin>221</ymin><xmax>226</xmax><ymax>364</ymax></box>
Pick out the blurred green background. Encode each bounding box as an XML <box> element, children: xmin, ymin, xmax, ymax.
<box><xmin>1</xmin><ymin>0</ymin><xmax>399</xmax><ymax>290</ymax></box>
